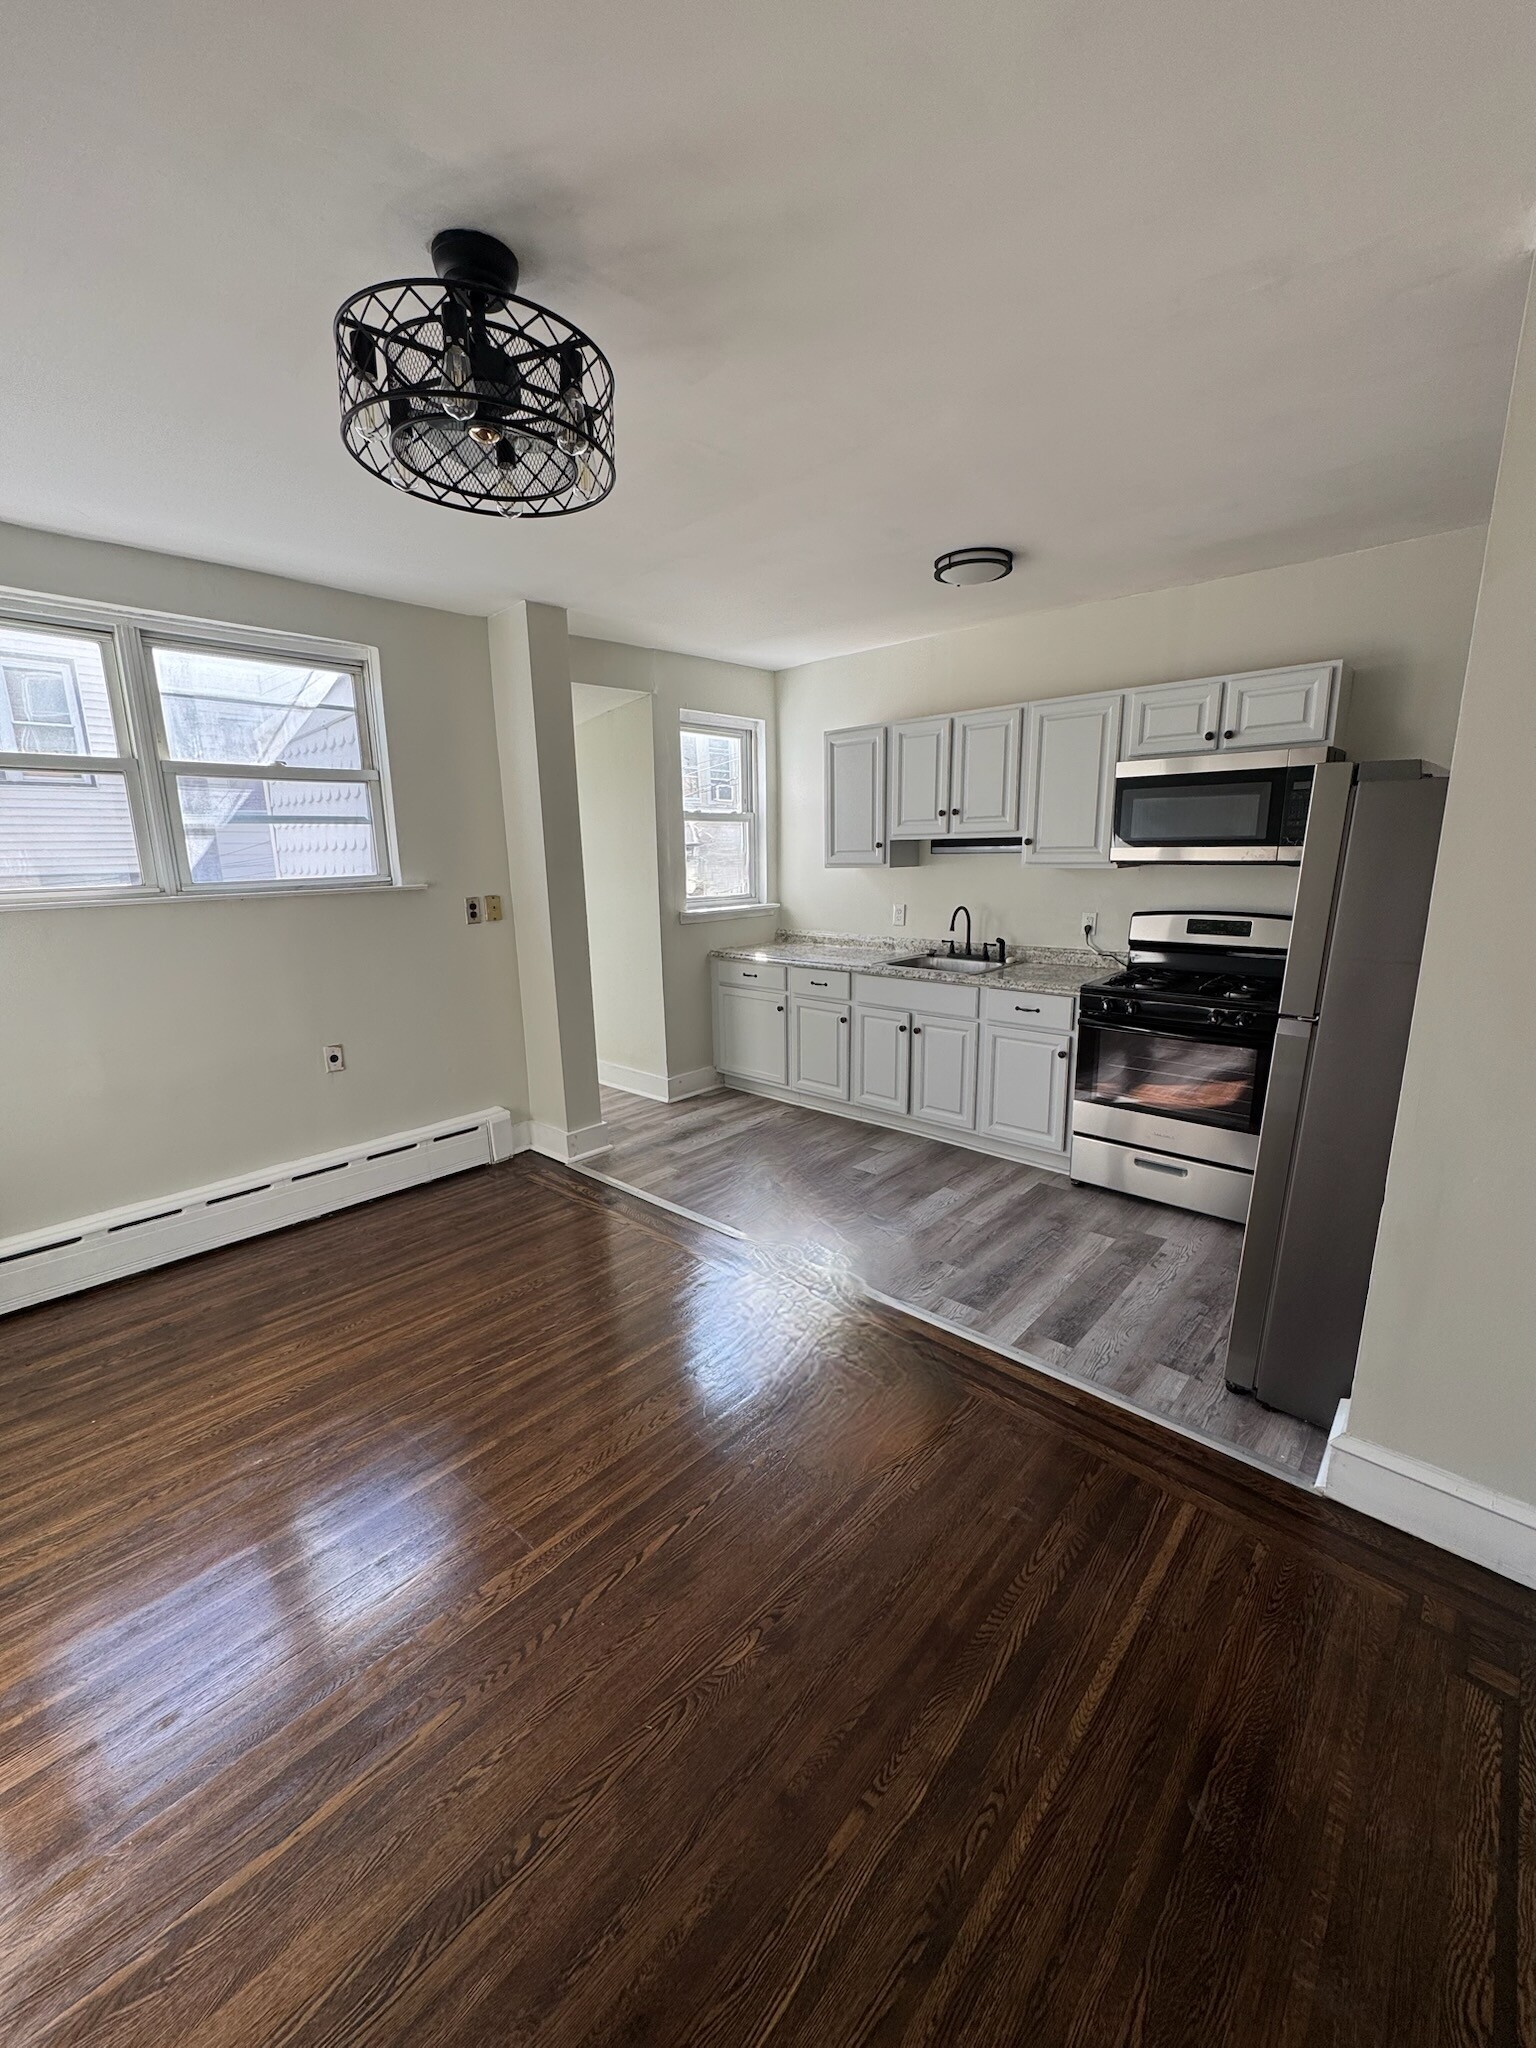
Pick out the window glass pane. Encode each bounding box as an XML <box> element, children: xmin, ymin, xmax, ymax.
<box><xmin>684</xmin><ymin>817</ymin><xmax>752</xmax><ymax>900</ymax></box>
<box><xmin>0</xmin><ymin>623</ymin><xmax>121</xmax><ymax>757</ymax></box>
<box><xmin>681</xmin><ymin>727</ymin><xmax>745</xmax><ymax>814</ymax></box>
<box><xmin>174</xmin><ymin>776</ymin><xmax>379</xmax><ymax>885</ymax></box>
<box><xmin>0</xmin><ymin>772</ymin><xmax>142</xmax><ymax>891</ymax></box>
<box><xmin>152</xmin><ymin>646</ymin><xmax>363</xmax><ymax>771</ymax></box>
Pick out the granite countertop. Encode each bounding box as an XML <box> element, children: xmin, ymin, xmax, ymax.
<box><xmin>710</xmin><ymin>933</ymin><xmax>1110</xmax><ymax>998</ymax></box>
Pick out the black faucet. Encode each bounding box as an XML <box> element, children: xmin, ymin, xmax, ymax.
<box><xmin>948</xmin><ymin>905</ymin><xmax>973</xmax><ymax>958</ymax></box>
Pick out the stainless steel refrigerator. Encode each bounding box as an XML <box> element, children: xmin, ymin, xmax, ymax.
<box><xmin>1224</xmin><ymin>759</ymin><xmax>1447</xmax><ymax>1428</ymax></box>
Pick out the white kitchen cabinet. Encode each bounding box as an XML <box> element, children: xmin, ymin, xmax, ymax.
<box><xmin>714</xmin><ymin>983</ymin><xmax>788</xmax><ymax>1085</ymax></box>
<box><xmin>825</xmin><ymin>725</ymin><xmax>890</xmax><ymax>867</ymax></box>
<box><xmin>978</xmin><ymin>1024</ymin><xmax>1071</xmax><ymax>1152</ymax></box>
<box><xmin>1120</xmin><ymin>675</ymin><xmax>1226</xmax><ymax>760</ymax></box>
<box><xmin>951</xmin><ymin>706</ymin><xmax>1023</xmax><ymax>834</ymax></box>
<box><xmin>1022</xmin><ymin>692</ymin><xmax>1123</xmax><ymax>866</ymax></box>
<box><xmin>790</xmin><ymin>997</ymin><xmax>850</xmax><ymax>1101</ymax></box>
<box><xmin>1120</xmin><ymin>662</ymin><xmax>1345</xmax><ymax>761</ymax></box>
<box><xmin>887</xmin><ymin>706</ymin><xmax>1022</xmax><ymax>839</ymax></box>
<box><xmin>910</xmin><ymin>1016</ymin><xmax>978</xmax><ymax>1131</ymax></box>
<box><xmin>1220</xmin><ymin>663</ymin><xmax>1338</xmax><ymax>749</ymax></box>
<box><xmin>852</xmin><ymin>1007</ymin><xmax>912</xmax><ymax>1114</ymax></box>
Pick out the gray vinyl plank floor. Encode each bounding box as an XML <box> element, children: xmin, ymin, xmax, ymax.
<box><xmin>595</xmin><ymin>1085</ymin><xmax>1327</xmax><ymax>1482</ymax></box>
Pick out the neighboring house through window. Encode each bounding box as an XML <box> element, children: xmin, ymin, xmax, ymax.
<box><xmin>679</xmin><ymin>712</ymin><xmax>767</xmax><ymax>910</ymax></box>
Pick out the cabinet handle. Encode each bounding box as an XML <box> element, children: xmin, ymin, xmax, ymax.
<box><xmin>1056</xmin><ymin>1047</ymin><xmax>1069</xmax><ymax>1059</ymax></box>
<box><xmin>742</xmin><ymin>970</ymin><xmax>758</xmax><ymax>978</ymax></box>
<box><xmin>1223</xmin><ymin>729</ymin><xmax>1235</xmax><ymax>740</ymax></box>
<box><xmin>1203</xmin><ymin>730</ymin><xmax>1215</xmax><ymax>742</ymax></box>
<box><xmin>1133</xmin><ymin>1155</ymin><xmax>1188</xmax><ymax>1177</ymax></box>
<box><xmin>1015</xmin><ymin>1004</ymin><xmax>1040</xmax><ymax>1013</ymax></box>
<box><xmin>810</xmin><ymin>978</ymin><xmax>828</xmax><ymax>986</ymax></box>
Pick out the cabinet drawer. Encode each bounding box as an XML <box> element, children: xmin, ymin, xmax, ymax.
<box><xmin>714</xmin><ymin>959</ymin><xmax>788</xmax><ymax>992</ymax></box>
<box><xmin>788</xmin><ymin>965</ymin><xmax>851</xmax><ymax>1000</ymax></box>
<box><xmin>852</xmin><ymin>974</ymin><xmax>980</xmax><ymax>1020</ymax></box>
<box><xmin>981</xmin><ymin>988</ymin><xmax>1075</xmax><ymax>1032</ymax></box>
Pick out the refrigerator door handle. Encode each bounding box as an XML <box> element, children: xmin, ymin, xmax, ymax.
<box><xmin>1223</xmin><ymin>1017</ymin><xmax>1314</xmax><ymax>1392</ymax></box>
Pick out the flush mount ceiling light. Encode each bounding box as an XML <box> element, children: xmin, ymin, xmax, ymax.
<box><xmin>334</xmin><ymin>229</ymin><xmax>614</xmax><ymax>517</ymax></box>
<box><xmin>934</xmin><ymin>546</ymin><xmax>1013</xmax><ymax>587</ymax></box>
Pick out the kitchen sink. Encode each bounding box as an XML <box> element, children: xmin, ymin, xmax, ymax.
<box><xmin>890</xmin><ymin>952</ymin><xmax>1000</xmax><ymax>974</ymax></box>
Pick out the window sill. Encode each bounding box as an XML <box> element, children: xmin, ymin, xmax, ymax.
<box><xmin>678</xmin><ymin>900</ymin><xmax>780</xmax><ymax>925</ymax></box>
<box><xmin>0</xmin><ymin>880</ymin><xmax>429</xmax><ymax>912</ymax></box>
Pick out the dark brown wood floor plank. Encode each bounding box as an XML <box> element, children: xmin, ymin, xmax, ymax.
<box><xmin>0</xmin><ymin>1156</ymin><xmax>1528</xmax><ymax>2048</ymax></box>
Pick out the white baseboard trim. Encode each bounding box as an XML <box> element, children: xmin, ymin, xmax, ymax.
<box><xmin>0</xmin><ymin>1107</ymin><xmax>517</xmax><ymax>1317</ymax></box>
<box><xmin>529</xmin><ymin>1119</ymin><xmax>613</xmax><ymax>1163</ymax></box>
<box><xmin>1321</xmin><ymin>1412</ymin><xmax>1536</xmax><ymax>1589</ymax></box>
<box><xmin>667</xmin><ymin>1066</ymin><xmax>720</xmax><ymax>1101</ymax></box>
<box><xmin>596</xmin><ymin>1062</ymin><xmax>721</xmax><ymax>1104</ymax></box>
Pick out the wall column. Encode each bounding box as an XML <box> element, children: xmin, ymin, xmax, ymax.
<box><xmin>1326</xmin><ymin>257</ymin><xmax>1536</xmax><ymax>1583</ymax></box>
<box><xmin>489</xmin><ymin>601</ymin><xmax>608</xmax><ymax>1160</ymax></box>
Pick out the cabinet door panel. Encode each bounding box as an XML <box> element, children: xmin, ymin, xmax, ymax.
<box><xmin>1023</xmin><ymin>693</ymin><xmax>1123</xmax><ymax>866</ymax></box>
<box><xmin>1121</xmin><ymin>677</ymin><xmax>1224</xmax><ymax>760</ymax></box>
<box><xmin>1221</xmin><ymin>665</ymin><xmax>1336</xmax><ymax>749</ymax></box>
<box><xmin>791</xmin><ymin>999</ymin><xmax>850</xmax><ymax>1101</ymax></box>
<box><xmin>825</xmin><ymin>726</ymin><xmax>888</xmax><ymax>866</ymax></box>
<box><xmin>951</xmin><ymin>706</ymin><xmax>1023</xmax><ymax>833</ymax></box>
<box><xmin>979</xmin><ymin>1025</ymin><xmax>1070</xmax><ymax>1151</ymax></box>
<box><xmin>888</xmin><ymin>717</ymin><xmax>952</xmax><ymax>838</ymax></box>
<box><xmin>910</xmin><ymin>1018</ymin><xmax>978</xmax><ymax>1130</ymax></box>
<box><xmin>715</xmin><ymin>985</ymin><xmax>788</xmax><ymax>1085</ymax></box>
<box><xmin>852</xmin><ymin>1009</ymin><xmax>911</xmax><ymax>1113</ymax></box>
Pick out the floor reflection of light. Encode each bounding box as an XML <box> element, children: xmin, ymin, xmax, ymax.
<box><xmin>293</xmin><ymin>1465</ymin><xmax>457</xmax><ymax>1642</ymax></box>
<box><xmin>679</xmin><ymin>1260</ymin><xmax>841</xmax><ymax>1418</ymax></box>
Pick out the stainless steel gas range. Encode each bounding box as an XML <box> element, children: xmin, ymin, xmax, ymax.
<box><xmin>1069</xmin><ymin>911</ymin><xmax>1292</xmax><ymax>1224</ymax></box>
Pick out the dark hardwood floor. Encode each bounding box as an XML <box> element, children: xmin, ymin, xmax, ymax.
<box><xmin>596</xmin><ymin>1084</ymin><xmax>1327</xmax><ymax>1480</ymax></box>
<box><xmin>1</xmin><ymin>1157</ymin><xmax>1530</xmax><ymax>2046</ymax></box>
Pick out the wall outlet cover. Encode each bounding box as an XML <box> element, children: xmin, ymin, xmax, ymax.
<box><xmin>891</xmin><ymin>904</ymin><xmax>907</xmax><ymax>926</ymax></box>
<box><xmin>483</xmin><ymin>894</ymin><xmax>503</xmax><ymax>922</ymax></box>
<box><xmin>465</xmin><ymin>896</ymin><xmax>483</xmax><ymax>924</ymax></box>
<box><xmin>1082</xmin><ymin>910</ymin><xmax>1099</xmax><ymax>939</ymax></box>
<box><xmin>323</xmin><ymin>1044</ymin><xmax>345</xmax><ymax>1073</ymax></box>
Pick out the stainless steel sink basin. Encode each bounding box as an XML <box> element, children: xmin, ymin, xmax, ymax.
<box><xmin>890</xmin><ymin>952</ymin><xmax>999</xmax><ymax>975</ymax></box>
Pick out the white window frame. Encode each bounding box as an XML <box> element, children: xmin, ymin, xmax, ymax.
<box><xmin>0</xmin><ymin>584</ymin><xmax>402</xmax><ymax>908</ymax></box>
<box><xmin>678</xmin><ymin>709</ymin><xmax>770</xmax><ymax>916</ymax></box>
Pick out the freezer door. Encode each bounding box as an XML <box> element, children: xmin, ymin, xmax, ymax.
<box><xmin>1223</xmin><ymin>1018</ymin><xmax>1313</xmax><ymax>1392</ymax></box>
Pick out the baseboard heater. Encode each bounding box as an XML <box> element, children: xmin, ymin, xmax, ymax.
<box><xmin>0</xmin><ymin>1106</ymin><xmax>519</xmax><ymax>1317</ymax></box>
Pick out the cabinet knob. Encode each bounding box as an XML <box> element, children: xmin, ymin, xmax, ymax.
<box><xmin>913</xmin><ymin>1025</ymin><xmax>922</xmax><ymax>1035</ymax></box>
<box><xmin>1223</xmin><ymin>729</ymin><xmax>1235</xmax><ymax>740</ymax></box>
<box><xmin>1057</xmin><ymin>1047</ymin><xmax>1069</xmax><ymax>1059</ymax></box>
<box><xmin>875</xmin><ymin>839</ymin><xmax>883</xmax><ymax>849</ymax></box>
<box><xmin>938</xmin><ymin>808</ymin><xmax>948</xmax><ymax>817</ymax></box>
<box><xmin>839</xmin><ymin>1015</ymin><xmax>847</xmax><ymax>1024</ymax></box>
<box><xmin>1203</xmin><ymin>730</ymin><xmax>1215</xmax><ymax>742</ymax></box>
<box><xmin>776</xmin><ymin>1005</ymin><xmax>784</xmax><ymax>1013</ymax></box>
<box><xmin>898</xmin><ymin>1024</ymin><xmax>907</xmax><ymax>1034</ymax></box>
<box><xmin>1023</xmin><ymin>836</ymin><xmax>1033</xmax><ymax>846</ymax></box>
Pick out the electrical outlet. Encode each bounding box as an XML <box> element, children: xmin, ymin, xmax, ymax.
<box><xmin>891</xmin><ymin>903</ymin><xmax>907</xmax><ymax>926</ymax></box>
<box><xmin>483</xmin><ymin>894</ymin><xmax>503</xmax><ymax>922</ymax></box>
<box><xmin>1081</xmin><ymin>910</ymin><xmax>1099</xmax><ymax>941</ymax></box>
<box><xmin>323</xmin><ymin>1044</ymin><xmax>345</xmax><ymax>1074</ymax></box>
<box><xmin>465</xmin><ymin>895</ymin><xmax>483</xmax><ymax>925</ymax></box>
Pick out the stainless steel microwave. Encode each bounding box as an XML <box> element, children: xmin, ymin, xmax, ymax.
<box><xmin>1111</xmin><ymin>746</ymin><xmax>1343</xmax><ymax>864</ymax></box>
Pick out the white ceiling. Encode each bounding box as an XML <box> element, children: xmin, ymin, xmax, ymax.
<box><xmin>3</xmin><ymin>1</ymin><xmax>1534</xmax><ymax>670</ymax></box>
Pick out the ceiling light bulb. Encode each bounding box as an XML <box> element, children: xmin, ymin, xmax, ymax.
<box><xmin>467</xmin><ymin>421</ymin><xmax>502</xmax><ymax>447</ymax></box>
<box><xmin>576</xmin><ymin>458</ymin><xmax>596</xmax><ymax>497</ymax></box>
<box><xmin>441</xmin><ymin>342</ymin><xmax>477</xmax><ymax>420</ymax></box>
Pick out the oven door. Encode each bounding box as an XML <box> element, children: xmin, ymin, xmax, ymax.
<box><xmin>1112</xmin><ymin>760</ymin><xmax>1292</xmax><ymax>863</ymax></box>
<box><xmin>1072</xmin><ymin>1012</ymin><xmax>1274</xmax><ymax>1170</ymax></box>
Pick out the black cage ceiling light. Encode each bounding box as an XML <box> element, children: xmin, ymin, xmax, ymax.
<box><xmin>334</xmin><ymin>229</ymin><xmax>614</xmax><ymax>517</ymax></box>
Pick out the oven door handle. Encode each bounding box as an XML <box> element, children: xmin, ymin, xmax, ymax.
<box><xmin>1079</xmin><ymin>1014</ymin><xmax>1275</xmax><ymax>1046</ymax></box>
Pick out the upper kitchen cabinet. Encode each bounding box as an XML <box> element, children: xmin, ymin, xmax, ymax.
<box><xmin>888</xmin><ymin>706</ymin><xmax>1022</xmax><ymax>838</ymax></box>
<box><xmin>1022</xmin><ymin>692</ymin><xmax>1123</xmax><ymax>865</ymax></box>
<box><xmin>1121</xmin><ymin>661</ymin><xmax>1347</xmax><ymax>760</ymax></box>
<box><xmin>825</xmin><ymin>725</ymin><xmax>918</xmax><ymax>867</ymax></box>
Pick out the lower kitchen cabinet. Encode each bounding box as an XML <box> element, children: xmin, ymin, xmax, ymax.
<box><xmin>714</xmin><ymin>983</ymin><xmax>788</xmax><ymax>1086</ymax></box>
<box><xmin>790</xmin><ymin>997</ymin><xmax>850</xmax><ymax>1100</ymax></box>
<box><xmin>910</xmin><ymin>1016</ymin><xmax>978</xmax><ymax>1130</ymax></box>
<box><xmin>978</xmin><ymin>1022</ymin><xmax>1071</xmax><ymax>1151</ymax></box>
<box><xmin>851</xmin><ymin>1007</ymin><xmax>912</xmax><ymax>1114</ymax></box>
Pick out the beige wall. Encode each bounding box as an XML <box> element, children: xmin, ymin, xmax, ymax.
<box><xmin>570</xmin><ymin>637</ymin><xmax>777</xmax><ymax>1082</ymax></box>
<box><xmin>1348</xmin><ymin>272</ymin><xmax>1536</xmax><ymax>1502</ymax></box>
<box><xmin>0</xmin><ymin>521</ymin><xmax>527</xmax><ymax>1236</ymax></box>
<box><xmin>776</xmin><ymin>527</ymin><xmax>1486</xmax><ymax>952</ymax></box>
<box><xmin>574</xmin><ymin>693</ymin><xmax>668</xmax><ymax>1080</ymax></box>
